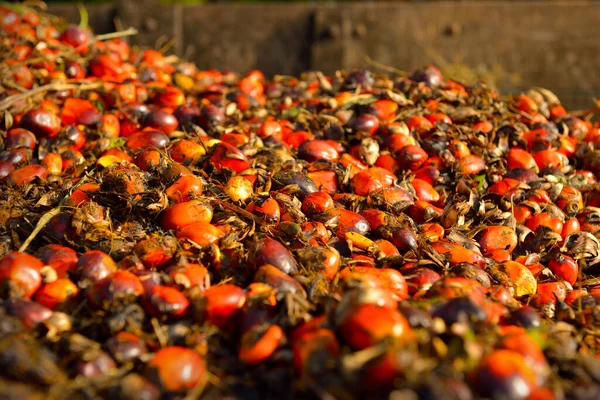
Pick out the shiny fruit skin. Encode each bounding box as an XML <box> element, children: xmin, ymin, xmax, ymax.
<box><xmin>161</xmin><ymin>200</ymin><xmax>213</xmax><ymax>230</ymax></box>
<box><xmin>20</xmin><ymin>109</ymin><xmax>61</xmax><ymax>138</ymax></box>
<box><xmin>144</xmin><ymin>285</ymin><xmax>189</xmax><ymax>319</ymax></box>
<box><xmin>34</xmin><ymin>279</ymin><xmax>78</xmax><ymax>309</ymax></box>
<box><xmin>201</xmin><ymin>284</ymin><xmax>246</xmax><ymax>329</ymax></box>
<box><xmin>239</xmin><ymin>324</ymin><xmax>284</xmax><ymax>364</ymax></box>
<box><xmin>0</xmin><ymin>252</ymin><xmax>44</xmax><ymax>299</ymax></box>
<box><xmin>475</xmin><ymin>349</ymin><xmax>537</xmax><ymax>400</ymax></box>
<box><xmin>146</xmin><ymin>347</ymin><xmax>205</xmax><ymax>392</ymax></box>
<box><xmin>339</xmin><ymin>304</ymin><xmax>410</xmax><ymax>350</ymax></box>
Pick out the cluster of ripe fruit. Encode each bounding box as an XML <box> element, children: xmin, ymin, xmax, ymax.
<box><xmin>1</xmin><ymin>4</ymin><xmax>600</xmax><ymax>399</ymax></box>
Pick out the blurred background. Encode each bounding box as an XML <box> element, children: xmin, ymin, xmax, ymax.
<box><xmin>44</xmin><ymin>0</ymin><xmax>600</xmax><ymax>111</ymax></box>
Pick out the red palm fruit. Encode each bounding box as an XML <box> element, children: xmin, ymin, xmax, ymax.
<box><xmin>548</xmin><ymin>253</ymin><xmax>578</xmax><ymax>286</ymax></box>
<box><xmin>350</xmin><ymin>114</ymin><xmax>380</xmax><ymax>136</ymax></box>
<box><xmin>153</xmin><ymin>86</ymin><xmax>185</xmax><ymax>108</ymax></box>
<box><xmin>374</xmin><ymin>153</ymin><xmax>399</xmax><ymax>174</ymax></box>
<box><xmin>374</xmin><ymin>239</ymin><xmax>400</xmax><ymax>256</ymax></box>
<box><xmin>200</xmin><ymin>284</ymin><xmax>246</xmax><ymax>329</ymax></box>
<box><xmin>38</xmin><ymin>245</ymin><xmax>78</xmax><ymax>278</ymax></box>
<box><xmin>533</xmin><ymin>149</ymin><xmax>567</xmax><ymax>170</ymax></box>
<box><xmin>292</xmin><ymin>327</ymin><xmax>340</xmax><ymax>376</ymax></box>
<box><xmin>412</xmin><ymin>178</ymin><xmax>440</xmax><ymax>203</ymax></box>
<box><xmin>507</xmin><ymin>148</ymin><xmax>538</xmax><ymax>171</ymax></box>
<box><xmin>420</xmin><ymin>222</ymin><xmax>444</xmax><ymax>242</ymax></box>
<box><xmin>146</xmin><ymin>347</ymin><xmax>205</xmax><ymax>392</ymax></box>
<box><xmin>306</xmin><ymin>170</ymin><xmax>339</xmax><ymax>193</ymax></box>
<box><xmin>555</xmin><ymin>186</ymin><xmax>583</xmax><ymax>215</ymax></box>
<box><xmin>476</xmin><ymin>226</ymin><xmax>518</xmax><ymax>254</ymax></box>
<box><xmin>339</xmin><ymin>304</ymin><xmax>410</xmax><ymax>350</ymax></box>
<box><xmin>323</xmin><ymin>209</ymin><xmax>370</xmax><ymax>240</ymax></box>
<box><xmin>499</xmin><ymin>332</ymin><xmax>550</xmax><ymax>385</ymax></box>
<box><xmin>59</xmin><ymin>25</ymin><xmax>90</xmax><ymax>53</ymax></box>
<box><xmin>168</xmin><ymin>140</ymin><xmax>205</xmax><ymax>163</ymax></box>
<box><xmin>473</xmin><ymin>120</ymin><xmax>494</xmax><ymax>132</ymax></box>
<box><xmin>396</xmin><ymin>145</ymin><xmax>428</xmax><ymax>171</ymax></box>
<box><xmin>60</xmin><ymin>98</ymin><xmax>98</xmax><ymax>126</ymax></box>
<box><xmin>301</xmin><ymin>191</ymin><xmax>334</xmax><ymax>215</ymax></box>
<box><xmin>372</xmin><ymin>187</ymin><xmax>412</xmax><ymax>205</ymax></box>
<box><xmin>0</xmin><ymin>161</ymin><xmax>14</xmax><ymax>179</ymax></box>
<box><xmin>0</xmin><ymin>252</ymin><xmax>44</xmax><ymax>299</ymax></box>
<box><xmin>513</xmin><ymin>95</ymin><xmax>539</xmax><ymax>115</ymax></box>
<box><xmin>405</xmin><ymin>115</ymin><xmax>433</xmax><ymax>133</ymax></box>
<box><xmin>249</xmin><ymin>237</ymin><xmax>298</xmax><ymax>274</ymax></box>
<box><xmin>42</xmin><ymin>153</ymin><xmax>62</xmax><ymax>176</ymax></box>
<box><xmin>65</xmin><ymin>183</ymin><xmax>100</xmax><ymax>208</ymax></box>
<box><xmin>246</xmin><ymin>198</ymin><xmax>281</xmax><ymax>225</ymax></box>
<box><xmin>126</xmin><ymin>130</ymin><xmax>169</xmax><ymax>152</ymax></box>
<box><xmin>102</xmin><ymin>148</ymin><xmax>131</xmax><ymax>163</ymax></box>
<box><xmin>445</xmin><ymin>247</ymin><xmax>486</xmax><ymax>268</ymax></box>
<box><xmin>176</xmin><ymin>222</ymin><xmax>224</xmax><ymax>247</ymax></box>
<box><xmin>561</xmin><ymin>217</ymin><xmax>580</xmax><ymax>239</ymax></box>
<box><xmin>297</xmin><ymin>140</ymin><xmax>339</xmax><ymax>162</ymax></box>
<box><xmin>257</xmin><ymin>119</ymin><xmax>282</xmax><ymax>139</ymax></box>
<box><xmin>106</xmin><ymin>331</ymin><xmax>147</xmax><ymax>364</ymax></box>
<box><xmin>143</xmin><ymin>285</ymin><xmax>189</xmax><ymax>319</ymax></box>
<box><xmin>134</xmin><ymin>148</ymin><xmax>163</xmax><ymax>172</ymax></box>
<box><xmin>414</xmin><ymin>165</ymin><xmax>440</xmax><ymax>184</ymax></box>
<box><xmin>400</xmin><ymin>265</ymin><xmax>441</xmax><ymax>295</ymax></box>
<box><xmin>487</xmin><ymin>249</ymin><xmax>512</xmax><ymax>263</ymax></box>
<box><xmin>168</xmin><ymin>263</ymin><xmax>210</xmax><ymax>290</ymax></box>
<box><xmin>166</xmin><ymin>175</ymin><xmax>204</xmax><ymax>203</ymax></box>
<box><xmin>161</xmin><ymin>200</ymin><xmax>213</xmax><ymax>230</ymax></box>
<box><xmin>489</xmin><ymin>286</ymin><xmax>515</xmax><ymax>305</ymax></box>
<box><xmin>7</xmin><ymin>164</ymin><xmax>47</xmax><ymax>185</ymax></box>
<box><xmin>531</xmin><ymin>281</ymin><xmax>568</xmax><ymax>307</ymax></box>
<box><xmin>5</xmin><ymin>298</ymin><xmax>53</xmax><ymax>329</ymax></box>
<box><xmin>488</xmin><ymin>178</ymin><xmax>524</xmax><ymax>196</ymax></box>
<box><xmin>350</xmin><ymin>167</ymin><xmax>396</xmax><ymax>196</ymax></box>
<box><xmin>407</xmin><ymin>200</ymin><xmax>444</xmax><ymax>223</ymax></box>
<box><xmin>296</xmin><ymin>246</ymin><xmax>340</xmax><ymax>281</ymax></box>
<box><xmin>6</xmin><ymin>128</ymin><xmax>37</xmax><ymax>149</ymax></box>
<box><xmin>341</xmin><ymin>267</ymin><xmax>409</xmax><ymax>301</ymax></box>
<box><xmin>283</xmin><ymin>130</ymin><xmax>315</xmax><ymax>148</ymax></box>
<box><xmin>426</xmin><ymin>277</ymin><xmax>487</xmax><ymax>305</ymax></box>
<box><xmin>524</xmin><ymin>189</ymin><xmax>551</xmax><ymax>204</ymax></box>
<box><xmin>300</xmin><ymin>221</ymin><xmax>331</xmax><ymax>246</ymax></box>
<box><xmin>76</xmin><ymin>250</ymin><xmax>118</xmax><ymax>287</ymax></box>
<box><xmin>385</xmin><ymin>133</ymin><xmax>416</xmax><ymax>153</ymax></box>
<box><xmin>221</xmin><ymin>132</ymin><xmax>250</xmax><ymax>147</ymax></box>
<box><xmin>143</xmin><ymin>110</ymin><xmax>178</xmax><ymax>134</ymax></box>
<box><xmin>88</xmin><ymin>270</ymin><xmax>144</xmax><ymax>309</ymax></box>
<box><xmin>564</xmin><ymin>289</ymin><xmax>588</xmax><ymax>307</ymax></box>
<box><xmin>500</xmin><ymin>261</ymin><xmax>537</xmax><ymax>298</ymax></box>
<box><xmin>133</xmin><ymin>235</ymin><xmax>177</xmax><ymax>268</ymax></box>
<box><xmin>371</xmin><ymin>99</ymin><xmax>398</xmax><ymax>123</ymax></box>
<box><xmin>34</xmin><ymin>279</ymin><xmax>78</xmax><ymax>310</ymax></box>
<box><xmin>426</xmin><ymin>112</ymin><xmax>452</xmax><ymax>125</ymax></box>
<box><xmin>526</xmin><ymin>212</ymin><xmax>563</xmax><ymax>235</ymax></box>
<box><xmin>239</xmin><ymin>324</ymin><xmax>284</xmax><ymax>365</ymax></box>
<box><xmin>254</xmin><ymin>264</ymin><xmax>305</xmax><ymax>295</ymax></box>
<box><xmin>513</xmin><ymin>205</ymin><xmax>533</xmax><ymax>224</ymax></box>
<box><xmin>449</xmin><ymin>139</ymin><xmax>471</xmax><ymax>159</ymax></box>
<box><xmin>474</xmin><ymin>349</ymin><xmax>537</xmax><ymax>400</ymax></box>
<box><xmin>209</xmin><ymin>142</ymin><xmax>250</xmax><ymax>173</ymax></box>
<box><xmin>458</xmin><ymin>155</ymin><xmax>486</xmax><ymax>175</ymax></box>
